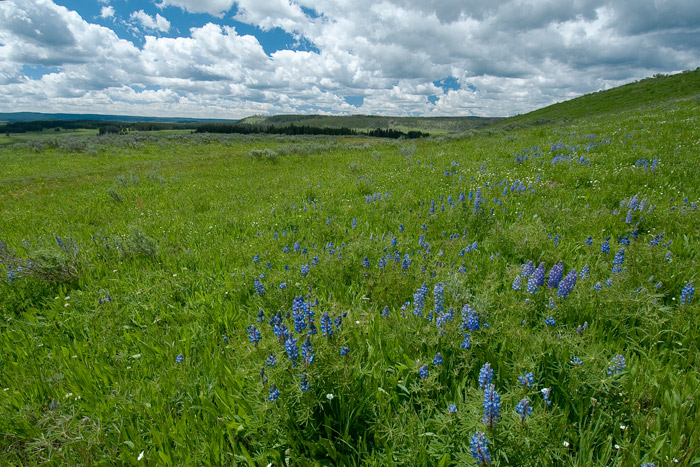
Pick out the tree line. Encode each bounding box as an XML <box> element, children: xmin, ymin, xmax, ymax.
<box><xmin>195</xmin><ymin>123</ymin><xmax>429</xmax><ymax>139</ymax></box>
<box><xmin>0</xmin><ymin>120</ymin><xmax>196</xmax><ymax>134</ymax></box>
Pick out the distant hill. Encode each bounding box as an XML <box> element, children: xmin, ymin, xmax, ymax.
<box><xmin>0</xmin><ymin>112</ymin><xmax>236</xmax><ymax>124</ymax></box>
<box><xmin>238</xmin><ymin>114</ymin><xmax>502</xmax><ymax>133</ymax></box>
<box><xmin>499</xmin><ymin>68</ymin><xmax>700</xmax><ymax>128</ymax></box>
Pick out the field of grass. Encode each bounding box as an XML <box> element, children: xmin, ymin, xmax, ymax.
<box><xmin>1</xmin><ymin>72</ymin><xmax>699</xmax><ymax>465</ymax></box>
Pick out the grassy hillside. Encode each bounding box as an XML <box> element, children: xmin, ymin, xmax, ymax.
<box><xmin>1</xmin><ymin>72</ymin><xmax>699</xmax><ymax>465</ymax></box>
<box><xmin>499</xmin><ymin>68</ymin><xmax>700</xmax><ymax>128</ymax></box>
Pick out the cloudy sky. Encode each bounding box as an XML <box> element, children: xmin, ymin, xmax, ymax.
<box><xmin>0</xmin><ymin>0</ymin><xmax>698</xmax><ymax>118</ymax></box>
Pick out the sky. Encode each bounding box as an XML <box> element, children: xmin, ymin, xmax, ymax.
<box><xmin>0</xmin><ymin>0</ymin><xmax>698</xmax><ymax>119</ymax></box>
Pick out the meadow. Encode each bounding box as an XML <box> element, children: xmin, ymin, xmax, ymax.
<box><xmin>1</xmin><ymin>72</ymin><xmax>699</xmax><ymax>465</ymax></box>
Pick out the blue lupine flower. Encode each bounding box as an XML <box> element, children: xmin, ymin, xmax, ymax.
<box><xmin>625</xmin><ymin>209</ymin><xmax>633</xmax><ymax>224</ymax></box>
<box><xmin>612</xmin><ymin>248</ymin><xmax>625</xmax><ymax>273</ymax></box>
<box><xmin>302</xmin><ymin>335</ymin><xmax>314</xmax><ymax>365</ymax></box>
<box><xmin>571</xmin><ymin>357</ymin><xmax>583</xmax><ymax>365</ymax></box>
<box><xmin>474</xmin><ymin>188</ymin><xmax>483</xmax><ymax>213</ymax></box>
<box><xmin>548</xmin><ymin>261</ymin><xmax>564</xmax><ymax>288</ymax></box>
<box><xmin>268</xmin><ymin>383</ymin><xmax>279</xmax><ymax>402</ymax></box>
<box><xmin>541</xmin><ymin>387</ymin><xmax>551</xmax><ymax>406</ymax></box>
<box><xmin>300</xmin><ymin>373</ymin><xmax>310</xmax><ymax>391</ymax></box>
<box><xmin>300</xmin><ymin>264</ymin><xmax>309</xmax><ymax>277</ymax></box>
<box><xmin>516</xmin><ymin>397</ymin><xmax>533</xmax><ymax>421</ymax></box>
<box><xmin>293</xmin><ymin>241</ymin><xmax>300</xmax><ymax>252</ymax></box>
<box><xmin>607</xmin><ymin>354</ymin><xmax>626</xmax><ymax>375</ymax></box>
<box><xmin>448</xmin><ymin>404</ymin><xmax>457</xmax><ymax>413</ymax></box>
<box><xmin>175</xmin><ymin>354</ymin><xmax>184</xmax><ymax>363</ymax></box>
<box><xmin>519</xmin><ymin>372</ymin><xmax>534</xmax><ymax>387</ymax></box>
<box><xmin>460</xmin><ymin>334</ymin><xmax>471</xmax><ymax>349</ymax></box>
<box><xmin>382</xmin><ymin>306</ymin><xmax>390</xmax><ymax>318</ymax></box>
<box><xmin>334</xmin><ymin>314</ymin><xmax>343</xmax><ymax>331</ymax></box>
<box><xmin>586</xmin><ymin>236</ymin><xmax>593</xmax><ymax>246</ymax></box>
<box><xmin>352</xmin><ymin>217</ymin><xmax>357</xmax><ymax>230</ymax></box>
<box><xmin>257</xmin><ymin>309</ymin><xmax>265</xmax><ymax>322</ymax></box>
<box><xmin>363</xmin><ymin>257</ymin><xmax>370</xmax><ymax>268</ymax></box>
<box><xmin>680</xmin><ymin>281</ymin><xmax>694</xmax><ymax>305</ymax></box>
<box><xmin>253</xmin><ymin>254</ymin><xmax>260</xmax><ymax>263</ymax></box>
<box><xmin>479</xmin><ymin>363</ymin><xmax>493</xmax><ymax>388</ymax></box>
<box><xmin>320</xmin><ymin>312</ymin><xmax>333</xmax><ymax>337</ymax></box>
<box><xmin>254</xmin><ymin>277</ymin><xmax>265</xmax><ymax>295</ymax></box>
<box><xmin>413</xmin><ymin>283</ymin><xmax>428</xmax><ymax>317</ymax></box>
<box><xmin>594</xmin><ymin>282</ymin><xmax>602</xmax><ymax>290</ymax></box>
<box><xmin>526</xmin><ymin>275</ymin><xmax>538</xmax><ymax>294</ymax></box>
<box><xmin>576</xmin><ymin>321</ymin><xmax>589</xmax><ymax>335</ymax></box>
<box><xmin>470</xmin><ymin>431</ymin><xmax>491</xmax><ymax>465</ymax></box>
<box><xmin>463</xmin><ymin>304</ymin><xmax>480</xmax><ymax>331</ymax></box>
<box><xmin>605</xmin><ymin>277</ymin><xmax>613</xmax><ymax>286</ymax></box>
<box><xmin>419</xmin><ymin>365</ymin><xmax>429</xmax><ymax>379</ymax></box>
<box><xmin>247</xmin><ymin>325</ymin><xmax>262</xmax><ymax>344</ymax></box>
<box><xmin>580</xmin><ymin>264</ymin><xmax>590</xmax><ymax>280</ymax></box>
<box><xmin>434</xmin><ymin>283</ymin><xmax>444</xmax><ymax>315</ymax></box>
<box><xmin>339</xmin><ymin>346</ymin><xmax>350</xmax><ymax>356</ymax></box>
<box><xmin>285</xmin><ymin>335</ymin><xmax>299</xmax><ymax>365</ymax></box>
<box><xmin>601</xmin><ymin>239</ymin><xmax>610</xmax><ymax>254</ymax></box>
<box><xmin>260</xmin><ymin>367</ymin><xmax>267</xmax><ymax>384</ymax></box>
<box><xmin>521</xmin><ymin>260</ymin><xmax>534</xmax><ymax>277</ymax></box>
<box><xmin>557</xmin><ymin>269</ymin><xmax>577</xmax><ymax>299</ymax></box>
<box><xmin>266</xmin><ymin>354</ymin><xmax>277</xmax><ymax>367</ymax></box>
<box><xmin>512</xmin><ymin>275</ymin><xmax>522</xmax><ymax>291</ymax></box>
<box><xmin>641</xmin><ymin>463</ymin><xmax>656</xmax><ymax>467</ymax></box>
<box><xmin>482</xmin><ymin>384</ymin><xmax>501</xmax><ymax>427</ymax></box>
<box><xmin>279</xmin><ymin>282</ymin><xmax>287</xmax><ymax>289</ymax></box>
<box><xmin>433</xmin><ymin>352</ymin><xmax>443</xmax><ymax>366</ymax></box>
<box><xmin>534</xmin><ymin>262</ymin><xmax>546</xmax><ymax>286</ymax></box>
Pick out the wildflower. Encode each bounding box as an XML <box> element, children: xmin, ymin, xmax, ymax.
<box><xmin>266</xmin><ymin>354</ymin><xmax>277</xmax><ymax>367</ymax></box>
<box><xmin>512</xmin><ymin>275</ymin><xmax>522</xmax><ymax>291</ymax></box>
<box><xmin>363</xmin><ymin>257</ymin><xmax>370</xmax><ymax>268</ymax></box>
<box><xmin>300</xmin><ymin>373</ymin><xmax>310</xmax><ymax>391</ymax></box>
<box><xmin>460</xmin><ymin>334</ymin><xmax>471</xmax><ymax>349</ymax></box>
<box><xmin>279</xmin><ymin>282</ymin><xmax>287</xmax><ymax>289</ymax></box>
<box><xmin>605</xmin><ymin>277</ymin><xmax>613</xmax><ymax>287</ymax></box>
<box><xmin>340</xmin><ymin>346</ymin><xmax>350</xmax><ymax>356</ymax></box>
<box><xmin>254</xmin><ymin>277</ymin><xmax>265</xmax><ymax>295</ymax></box>
<box><xmin>478</xmin><ymin>363</ymin><xmax>493</xmax><ymax>388</ymax></box>
<box><xmin>448</xmin><ymin>404</ymin><xmax>457</xmax><ymax>413</ymax></box>
<box><xmin>516</xmin><ymin>397</ymin><xmax>533</xmax><ymax>421</ymax></box>
<box><xmin>434</xmin><ymin>283</ymin><xmax>444</xmax><ymax>315</ymax></box>
<box><xmin>326</xmin><ymin>393</ymin><xmax>334</xmax><ymax>400</ymax></box>
<box><xmin>474</xmin><ymin>188</ymin><xmax>483</xmax><ymax>213</ymax></box>
<box><xmin>257</xmin><ymin>309</ymin><xmax>265</xmax><ymax>322</ymax></box>
<box><xmin>253</xmin><ymin>254</ymin><xmax>260</xmax><ymax>263</ymax></box>
<box><xmin>541</xmin><ymin>387</ymin><xmax>551</xmax><ymax>406</ymax></box>
<box><xmin>526</xmin><ymin>275</ymin><xmax>538</xmax><ymax>294</ymax></box>
<box><xmin>462</xmin><ymin>304</ymin><xmax>480</xmax><ymax>331</ymax></box>
<box><xmin>601</xmin><ymin>240</ymin><xmax>610</xmax><ymax>254</ymax></box>
<box><xmin>548</xmin><ymin>261</ymin><xmax>564</xmax><ymax>288</ymax></box>
<box><xmin>534</xmin><ymin>262</ymin><xmax>546</xmax><ymax>286</ymax></box>
<box><xmin>301</xmin><ymin>335</ymin><xmax>314</xmax><ymax>365</ymax></box>
<box><xmin>571</xmin><ymin>357</ymin><xmax>583</xmax><ymax>365</ymax></box>
<box><xmin>586</xmin><ymin>236</ymin><xmax>593</xmax><ymax>246</ymax></box>
<box><xmin>260</xmin><ymin>367</ymin><xmax>267</xmax><ymax>384</ymax></box>
<box><xmin>576</xmin><ymin>321</ymin><xmax>589</xmax><ymax>335</ymax></box>
<box><xmin>175</xmin><ymin>354</ymin><xmax>184</xmax><ymax>363</ymax></box>
<box><xmin>580</xmin><ymin>264</ymin><xmax>590</xmax><ymax>280</ymax></box>
<box><xmin>413</xmin><ymin>283</ymin><xmax>428</xmax><ymax>317</ymax></box>
<box><xmin>557</xmin><ymin>269</ymin><xmax>577</xmax><ymax>299</ymax></box>
<box><xmin>268</xmin><ymin>383</ymin><xmax>279</xmax><ymax>402</ymax></box>
<box><xmin>612</xmin><ymin>248</ymin><xmax>625</xmax><ymax>273</ymax></box>
<box><xmin>300</xmin><ymin>264</ymin><xmax>309</xmax><ymax>276</ymax></box>
<box><xmin>680</xmin><ymin>281</ymin><xmax>694</xmax><ymax>305</ymax></box>
<box><xmin>419</xmin><ymin>365</ymin><xmax>429</xmax><ymax>379</ymax></box>
<box><xmin>521</xmin><ymin>260</ymin><xmax>534</xmax><ymax>277</ymax></box>
<box><xmin>382</xmin><ymin>305</ymin><xmax>390</xmax><ymax>318</ymax></box>
<box><xmin>320</xmin><ymin>312</ymin><xmax>333</xmax><ymax>337</ymax></box>
<box><xmin>285</xmin><ymin>335</ymin><xmax>299</xmax><ymax>365</ymax></box>
<box><xmin>247</xmin><ymin>325</ymin><xmax>262</xmax><ymax>344</ymax></box>
<box><xmin>470</xmin><ymin>431</ymin><xmax>491</xmax><ymax>465</ymax></box>
<box><xmin>607</xmin><ymin>354</ymin><xmax>626</xmax><ymax>376</ymax></box>
<box><xmin>433</xmin><ymin>352</ymin><xmax>443</xmax><ymax>366</ymax></box>
<box><xmin>482</xmin><ymin>384</ymin><xmax>501</xmax><ymax>427</ymax></box>
<box><xmin>519</xmin><ymin>372</ymin><xmax>534</xmax><ymax>387</ymax></box>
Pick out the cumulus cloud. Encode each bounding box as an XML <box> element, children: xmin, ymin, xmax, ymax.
<box><xmin>100</xmin><ymin>6</ymin><xmax>115</xmax><ymax>19</ymax></box>
<box><xmin>130</xmin><ymin>10</ymin><xmax>171</xmax><ymax>33</ymax></box>
<box><xmin>0</xmin><ymin>0</ymin><xmax>698</xmax><ymax>118</ymax></box>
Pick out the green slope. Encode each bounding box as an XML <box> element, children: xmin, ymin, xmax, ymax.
<box><xmin>499</xmin><ymin>68</ymin><xmax>700</xmax><ymax>128</ymax></box>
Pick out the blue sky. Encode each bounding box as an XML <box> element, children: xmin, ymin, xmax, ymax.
<box><xmin>0</xmin><ymin>0</ymin><xmax>698</xmax><ymax>118</ymax></box>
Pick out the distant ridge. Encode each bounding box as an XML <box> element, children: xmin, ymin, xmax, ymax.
<box><xmin>0</xmin><ymin>112</ymin><xmax>236</xmax><ymax>124</ymax></box>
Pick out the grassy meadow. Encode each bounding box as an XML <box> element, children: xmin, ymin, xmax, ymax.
<box><xmin>1</xmin><ymin>72</ymin><xmax>699</xmax><ymax>465</ymax></box>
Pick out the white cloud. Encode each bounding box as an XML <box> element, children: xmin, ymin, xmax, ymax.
<box><xmin>130</xmin><ymin>10</ymin><xmax>171</xmax><ymax>33</ymax></box>
<box><xmin>0</xmin><ymin>0</ymin><xmax>698</xmax><ymax>118</ymax></box>
<box><xmin>100</xmin><ymin>6</ymin><xmax>115</xmax><ymax>19</ymax></box>
<box><xmin>156</xmin><ymin>0</ymin><xmax>236</xmax><ymax>17</ymax></box>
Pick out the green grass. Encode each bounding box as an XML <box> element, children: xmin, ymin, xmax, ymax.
<box><xmin>1</xmin><ymin>71</ymin><xmax>699</xmax><ymax>466</ymax></box>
